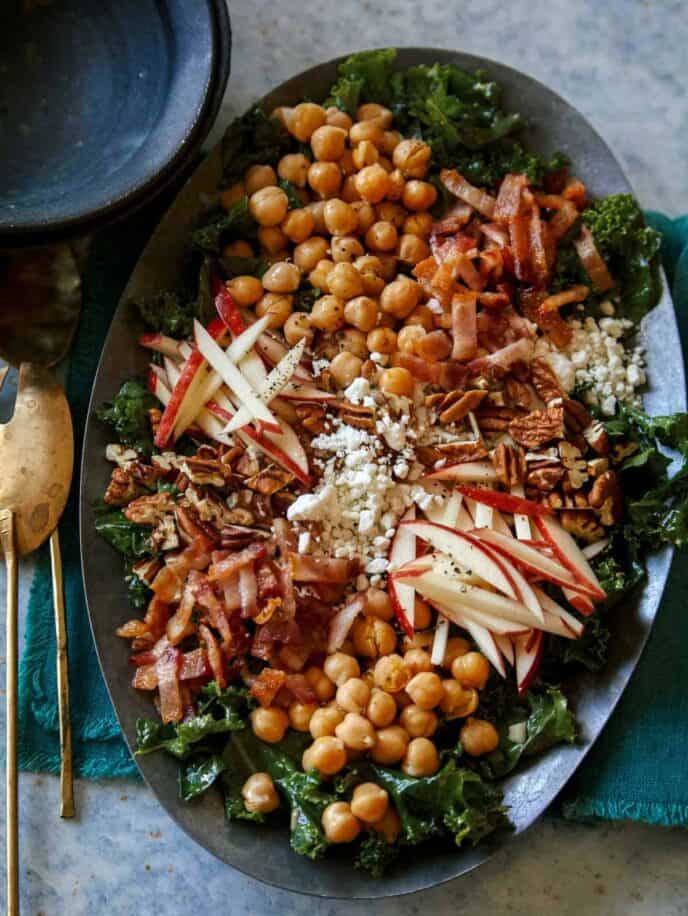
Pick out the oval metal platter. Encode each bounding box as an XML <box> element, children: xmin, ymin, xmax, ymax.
<box><xmin>80</xmin><ymin>49</ymin><xmax>686</xmax><ymax>898</ymax></box>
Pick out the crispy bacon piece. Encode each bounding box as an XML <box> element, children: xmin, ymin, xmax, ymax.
<box><xmin>166</xmin><ymin>577</ymin><xmax>197</xmax><ymax>646</ymax></box>
<box><xmin>574</xmin><ymin>226</ymin><xmax>614</xmax><ymax>292</ymax></box>
<box><xmin>562</xmin><ymin>178</ymin><xmax>587</xmax><ymax>208</ymax></box>
<box><xmin>429</xmin><ymin>232</ymin><xmax>475</xmax><ymax>265</ymax></box>
<box><xmin>221</xmin><ymin>572</ymin><xmax>242</xmax><ymax>612</ymax></box>
<box><xmin>494</xmin><ymin>173</ymin><xmax>527</xmax><ymax>223</ymax></box>
<box><xmin>239</xmin><ymin>565</ymin><xmax>258</xmax><ymax>618</ymax></box>
<box><xmin>150</xmin><ymin>565</ymin><xmax>183</xmax><ymax>603</ymax></box>
<box><xmin>467</xmin><ymin>337</ymin><xmax>534</xmax><ymax>376</ymax></box>
<box><xmin>156</xmin><ymin>647</ymin><xmax>183</xmax><ymax>723</ymax></box>
<box><xmin>431</xmin><ymin>201</ymin><xmax>473</xmax><ymax>234</ymax></box>
<box><xmin>440</xmin><ymin>169</ymin><xmax>496</xmax><ymax>219</ymax></box>
<box><xmin>541</xmin><ymin>285</ymin><xmax>590</xmax><ymax>312</ymax></box>
<box><xmin>273</xmin><ymin>518</ymin><xmax>297</xmax><ymax>619</ymax></box>
<box><xmin>478</xmin><ymin>290</ymin><xmax>511</xmax><ymax>309</ymax></box>
<box><xmin>394</xmin><ymin>353</ymin><xmax>442</xmax><ymax>384</ymax></box>
<box><xmin>136</xmin><ymin>647</ymin><xmax>211</xmax><ymax>691</ymax></box>
<box><xmin>508</xmin><ymin>213</ymin><xmax>531</xmax><ymax>281</ymax></box>
<box><xmin>284</xmin><ymin>674</ymin><xmax>317</xmax><ymax>704</ymax></box>
<box><xmin>521</xmin><ymin>288</ymin><xmax>573</xmax><ymax>349</ymax></box>
<box><xmin>535</xmin><ymin>193</ymin><xmax>580</xmax><ymax>240</ymax></box>
<box><xmin>250</xmin><ymin>667</ymin><xmax>287</xmax><ymax>707</ymax></box>
<box><xmin>199</xmin><ymin>623</ymin><xmax>226</xmax><ymax>688</ymax></box>
<box><xmin>207</xmin><ymin>543</ymin><xmax>266</xmax><ymax>583</ymax></box>
<box><xmin>451</xmin><ymin>290</ymin><xmax>478</xmax><ymax>361</ymax></box>
<box><xmin>288</xmin><ymin>553</ymin><xmax>356</xmax><ymax>583</ymax></box>
<box><xmin>132</xmin><ymin>664</ymin><xmax>158</xmax><ymax>691</ymax></box>
<box><xmin>256</xmin><ymin>561</ymin><xmax>281</xmax><ymax>599</ymax></box>
<box><xmin>480</xmin><ymin>222</ymin><xmax>509</xmax><ymax>247</ymax></box>
<box><xmin>328</xmin><ymin>595</ymin><xmax>365</xmax><ymax>653</ymax></box>
<box><xmin>452</xmin><ymin>252</ymin><xmax>483</xmax><ymax>291</ymax></box>
<box><xmin>528</xmin><ymin>204</ymin><xmax>550</xmax><ymax>286</ymax></box>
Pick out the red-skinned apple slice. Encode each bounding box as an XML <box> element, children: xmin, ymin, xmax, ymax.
<box><xmin>533</xmin><ymin>516</ymin><xmax>606</xmax><ymax>601</ymax></box>
<box><xmin>213</xmin><ymin>280</ymin><xmax>246</xmax><ymax>336</ymax></box>
<box><xmin>388</xmin><ymin>507</ymin><xmax>417</xmax><ymax>637</ymax></box>
<box><xmin>255</xmin><ymin>332</ymin><xmax>314</xmax><ymax>383</ymax></box>
<box><xmin>400</xmin><ymin>520</ymin><xmax>519</xmax><ymax>600</ymax></box>
<box><xmin>422</xmin><ymin>491</ymin><xmax>472</xmax><ymax>530</ymax></box>
<box><xmin>457</xmin><ymin>486</ymin><xmax>552</xmax><ymax>517</ymax></box>
<box><xmin>139</xmin><ymin>332</ymin><xmax>183</xmax><ymax>359</ymax></box>
<box><xmin>493</xmin><ymin>633</ymin><xmax>514</xmax><ymax>666</ymax></box>
<box><xmin>531</xmin><ymin>587</ymin><xmax>584</xmax><ymax>638</ymax></box>
<box><xmin>510</xmin><ymin>484</ymin><xmax>532</xmax><ymax>539</ymax></box>
<box><xmin>463</xmin><ymin>498</ymin><xmax>513</xmax><ymax>537</ymax></box>
<box><xmin>514</xmin><ymin>630</ymin><xmax>543</xmax><ymax>694</ymax></box>
<box><xmin>148</xmin><ymin>372</ymin><xmax>230</xmax><ymax>444</ymax></box>
<box><xmin>564</xmin><ymin>588</ymin><xmax>596</xmax><ymax>615</ymax></box>
<box><xmin>278</xmin><ymin>382</ymin><xmax>337</xmax><ymax>402</ymax></box>
<box><xmin>423</xmin><ymin>462</ymin><xmax>498</xmax><ymax>484</ymax></box>
<box><xmin>470</xmin><ymin>527</ymin><xmax>600</xmax><ymax>598</ymax></box>
<box><xmin>457</xmin><ymin>617</ymin><xmax>507</xmax><ymax>678</ymax></box>
<box><xmin>470</xmin><ymin>535</ymin><xmax>544</xmax><ymax>624</ymax></box>
<box><xmin>430</xmin><ymin>617</ymin><xmax>450</xmax><ymax>665</ymax></box>
<box><xmin>427</xmin><ymin>597</ymin><xmax>529</xmax><ymax>636</ymax></box>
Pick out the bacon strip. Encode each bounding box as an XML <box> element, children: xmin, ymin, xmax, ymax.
<box><xmin>199</xmin><ymin>623</ymin><xmax>226</xmax><ymax>688</ymax></box>
<box><xmin>166</xmin><ymin>578</ymin><xmax>197</xmax><ymax>646</ymax></box>
<box><xmin>574</xmin><ymin>226</ymin><xmax>614</xmax><ymax>292</ymax></box>
<box><xmin>207</xmin><ymin>543</ymin><xmax>266</xmax><ymax>583</ymax></box>
<box><xmin>541</xmin><ymin>285</ymin><xmax>590</xmax><ymax>313</ymax></box>
<box><xmin>494</xmin><ymin>173</ymin><xmax>527</xmax><ymax>223</ymax></box>
<box><xmin>440</xmin><ymin>169</ymin><xmax>496</xmax><ymax>219</ymax></box>
<box><xmin>467</xmin><ymin>337</ymin><xmax>534</xmax><ymax>375</ymax></box>
<box><xmin>432</xmin><ymin>201</ymin><xmax>473</xmax><ymax>235</ymax></box>
<box><xmin>288</xmin><ymin>553</ymin><xmax>356</xmax><ymax>583</ymax></box>
<box><xmin>156</xmin><ymin>647</ymin><xmax>183</xmax><ymax>723</ymax></box>
<box><xmin>528</xmin><ymin>203</ymin><xmax>550</xmax><ymax>287</ymax></box>
<box><xmin>451</xmin><ymin>290</ymin><xmax>478</xmax><ymax>360</ymax></box>
<box><xmin>238</xmin><ymin>564</ymin><xmax>258</xmax><ymax>618</ymax></box>
<box><xmin>521</xmin><ymin>288</ymin><xmax>572</xmax><ymax>348</ymax></box>
<box><xmin>508</xmin><ymin>213</ymin><xmax>531</xmax><ymax>281</ymax></box>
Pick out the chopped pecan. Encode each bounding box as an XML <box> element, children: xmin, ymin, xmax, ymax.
<box><xmin>559</xmin><ymin>441</ymin><xmax>588</xmax><ymax>490</ymax></box>
<box><xmin>492</xmin><ymin>442</ymin><xmax>526</xmax><ymax>487</ymax></box>
<box><xmin>245</xmin><ymin>466</ymin><xmax>295</xmax><ymax>496</ymax></box>
<box><xmin>295</xmin><ymin>403</ymin><xmax>327</xmax><ymax>434</ymax></box>
<box><xmin>131</xmin><ymin>557</ymin><xmax>162</xmax><ymax>586</ymax></box>
<box><xmin>220</xmin><ymin>445</ymin><xmax>246</xmax><ymax>468</ymax></box>
<box><xmin>508</xmin><ymin>406</ymin><xmax>565</xmax><ymax>448</ymax></box>
<box><xmin>337</xmin><ymin>400</ymin><xmax>376</xmax><ymax>430</ymax></box>
<box><xmin>180</xmin><ymin>457</ymin><xmax>227</xmax><ymax>488</ymax></box>
<box><xmin>226</xmin><ymin>507</ymin><xmax>256</xmax><ymax>526</ymax></box>
<box><xmin>105</xmin><ymin>444</ymin><xmax>139</xmax><ymax>467</ymax></box>
<box><xmin>587</xmin><ymin>457</ymin><xmax>609</xmax><ymax>478</ymax></box>
<box><xmin>104</xmin><ymin>467</ymin><xmax>141</xmax><ymax>506</ymax></box>
<box><xmin>560</xmin><ymin>509</ymin><xmax>605</xmax><ymax>543</ymax></box>
<box><xmin>124</xmin><ymin>492</ymin><xmax>175</xmax><ymax>525</ymax></box>
<box><xmin>563</xmin><ymin>397</ymin><xmax>593</xmax><ymax>435</ymax></box>
<box><xmin>526</xmin><ymin>465</ymin><xmax>565</xmax><ymax>491</ymax></box>
<box><xmin>151</xmin><ymin>515</ymin><xmax>179</xmax><ymax>552</ymax></box>
<box><xmin>530</xmin><ymin>358</ymin><xmax>564</xmax><ymax>404</ymax></box>
<box><xmin>416</xmin><ymin>440</ymin><xmax>488</xmax><ymax>467</ymax></box>
<box><xmin>236</xmin><ymin>450</ymin><xmax>262</xmax><ymax>477</ymax></box>
<box><xmin>474</xmin><ymin>405</ymin><xmax>524</xmax><ymax>432</ymax></box>
<box><xmin>148</xmin><ymin>407</ymin><xmax>162</xmax><ymax>438</ymax></box>
<box><xmin>589</xmin><ymin>470</ymin><xmax>624</xmax><ymax>526</ymax></box>
<box><xmin>504</xmin><ymin>376</ymin><xmax>534</xmax><ymax>410</ymax></box>
<box><xmin>584</xmin><ymin>421</ymin><xmax>610</xmax><ymax>456</ymax></box>
<box><xmin>440</xmin><ymin>389</ymin><xmax>487</xmax><ymax>424</ymax></box>
<box><xmin>174</xmin><ymin>504</ymin><xmax>218</xmax><ymax>544</ymax></box>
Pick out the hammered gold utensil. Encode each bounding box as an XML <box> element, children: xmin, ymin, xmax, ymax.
<box><xmin>0</xmin><ymin>363</ymin><xmax>74</xmax><ymax>916</ymax></box>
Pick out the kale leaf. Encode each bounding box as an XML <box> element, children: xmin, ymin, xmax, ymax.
<box><xmin>180</xmin><ymin>754</ymin><xmax>227</xmax><ymax>802</ymax></box>
<box><xmin>221</xmin><ymin>106</ymin><xmax>292</xmax><ymax>188</ymax></box>
<box><xmin>355</xmin><ymin>834</ymin><xmax>400</xmax><ymax>878</ymax></box>
<box><xmin>124</xmin><ymin>561</ymin><xmax>152</xmax><ymax>611</ymax></box>
<box><xmin>325</xmin><ymin>48</ymin><xmax>397</xmax><ymax>114</ymax></box>
<box><xmin>477</xmin><ymin>687</ymin><xmax>575</xmax><ymax>780</ymax></box>
<box><xmin>133</xmin><ymin>289</ymin><xmax>195</xmax><ymax>339</ymax></box>
<box><xmin>192</xmin><ymin>198</ymin><xmax>257</xmax><ymax>255</ymax></box>
<box><xmin>93</xmin><ymin>504</ymin><xmax>152</xmax><ymax>559</ymax></box>
<box><xmin>293</xmin><ymin>281</ymin><xmax>321</xmax><ymax>313</ymax></box>
<box><xmin>220</xmin><ymin>254</ymin><xmax>269</xmax><ymax>279</ymax></box>
<box><xmin>279</xmin><ymin>179</ymin><xmax>303</xmax><ymax>209</ymax></box>
<box><xmin>95</xmin><ymin>379</ymin><xmax>158</xmax><ymax>455</ymax></box>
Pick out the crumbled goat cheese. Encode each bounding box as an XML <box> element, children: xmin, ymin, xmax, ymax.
<box><xmin>343</xmin><ymin>378</ymin><xmax>371</xmax><ymax>404</ymax></box>
<box><xmin>311</xmin><ymin>358</ymin><xmax>330</xmax><ymax>377</ymax></box>
<box><xmin>536</xmin><ymin>315</ymin><xmax>646</xmax><ymax>415</ymax></box>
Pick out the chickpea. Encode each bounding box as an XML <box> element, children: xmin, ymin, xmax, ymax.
<box><xmin>349</xmin><ymin>120</ymin><xmax>385</xmax><ymax>148</ymax></box>
<box><xmin>308</xmin><ymin>259</ymin><xmax>336</xmax><ymax>291</ymax></box>
<box><xmin>351</xmin><ymin>617</ymin><xmax>397</xmax><ymax>658</ymax></box>
<box><xmin>349</xmin><ymin>201</ymin><xmax>376</xmax><ymax>234</ymax></box>
<box><xmin>365</xmin><ymin>220</ymin><xmax>398</xmax><ymax>253</ymax></box>
<box><xmin>311</xmin><ymin>125</ymin><xmax>348</xmax><ymax>162</ymax></box>
<box><xmin>377</xmin><ymin>254</ymin><xmax>399</xmax><ymax>281</ymax></box>
<box><xmin>262</xmin><ymin>261</ymin><xmax>301</xmax><ymax>294</ymax></box>
<box><xmin>355</xmin><ymin>164</ymin><xmax>389</xmax><ymax>203</ymax></box>
<box><xmin>379</xmin><ymin>366</ymin><xmax>415</xmax><ymax>398</ymax></box>
<box><xmin>340</xmin><ymin>174</ymin><xmax>361</xmax><ymax>203</ymax></box>
<box><xmin>335</xmin><ymin>712</ymin><xmax>376</xmax><ymax>751</ymax></box>
<box><xmin>343</xmin><ymin>295</ymin><xmax>378</xmax><ymax>332</ymax></box>
<box><xmin>381</xmin><ymin>129</ymin><xmax>403</xmax><ymax>156</ymax></box>
<box><xmin>416</xmin><ymin>329</ymin><xmax>452</xmax><ymax>362</ymax></box>
<box><xmin>442</xmin><ymin>636</ymin><xmax>472</xmax><ymax>668</ymax></box>
<box><xmin>363</xmin><ymin>586</ymin><xmax>394</xmax><ymax>621</ymax></box>
<box><xmin>440</xmin><ymin>679</ymin><xmax>474</xmax><ymax>719</ymax></box>
<box><xmin>380</xmin><ymin>276</ymin><xmax>420</xmax><ymax>319</ymax></box>
<box><xmin>339</xmin><ymin>328</ymin><xmax>368</xmax><ymax>359</ymax></box>
<box><xmin>404</xmin><ymin>304</ymin><xmax>435</xmax><ymax>333</ymax></box>
<box><xmin>403</xmin><ymin>648</ymin><xmax>433</xmax><ymax>675</ymax></box>
<box><xmin>289</xmin><ymin>701</ymin><xmax>318</xmax><ymax>732</ymax></box>
<box><xmin>400</xmin><ymin>704</ymin><xmax>438</xmax><ymax>738</ymax></box>
<box><xmin>308</xmin><ymin>161</ymin><xmax>342</xmax><ymax>199</ymax></box>
<box><xmin>393</xmin><ymin>138</ymin><xmax>432</xmax><ymax>178</ymax></box>
<box><xmin>398</xmin><ymin>233</ymin><xmax>431</xmax><ymax>265</ymax></box>
<box><xmin>355</xmin><ymin>102</ymin><xmax>393</xmax><ymax>128</ymax></box>
<box><xmin>402</xmin><ymin>737</ymin><xmax>440</xmax><ymax>777</ymax></box>
<box><xmin>396</xmin><ymin>324</ymin><xmax>426</xmax><ymax>355</ymax></box>
<box><xmin>310</xmin><ymin>294</ymin><xmax>346</xmax><ymax>332</ymax></box>
<box><xmin>250</xmin><ymin>706</ymin><xmax>289</xmax><ymax>743</ymax></box>
<box><xmin>304</xmin><ymin>199</ymin><xmax>328</xmax><ymax>234</ymax></box>
<box><xmin>373</xmin><ymin>654</ymin><xmax>410</xmax><ymax>693</ymax></box>
<box><xmin>327</xmin><ymin>262</ymin><xmax>364</xmax><ymax>300</ymax></box>
<box><xmin>288</xmin><ymin>102</ymin><xmax>327</xmax><ymax>142</ymax></box>
<box><xmin>371</xmin><ymin>725</ymin><xmax>410</xmax><ymax>765</ymax></box>
<box><xmin>323</xmin><ymin>199</ymin><xmax>358</xmax><ymax>236</ymax></box>
<box><xmin>366</xmin><ymin>327</ymin><xmax>397</xmax><ymax>355</ymax></box>
<box><xmin>336</xmin><ymin>677</ymin><xmax>371</xmax><ymax>714</ymax></box>
<box><xmin>294</xmin><ymin>236</ymin><xmax>329</xmax><ymax>271</ymax></box>
<box><xmin>331</xmin><ymin>236</ymin><xmax>365</xmax><ymax>263</ymax></box>
<box><xmin>460</xmin><ymin>717</ymin><xmax>500</xmax><ymax>756</ymax></box>
<box><xmin>282</xmin><ymin>209</ymin><xmax>315</xmax><ymax>244</ymax></box>
<box><xmin>385</xmin><ymin>169</ymin><xmax>406</xmax><ymax>201</ymax></box>
<box><xmin>226</xmin><ymin>275</ymin><xmax>263</xmax><ymax>307</ymax></box>
<box><xmin>309</xmin><ymin>704</ymin><xmax>345</xmax><ymax>739</ymax></box>
<box><xmin>223</xmin><ymin>239</ymin><xmax>253</xmax><ymax>258</ymax></box>
<box><xmin>258</xmin><ymin>225</ymin><xmax>288</xmax><ymax>255</ymax></box>
<box><xmin>270</xmin><ymin>105</ymin><xmax>292</xmax><ymax>128</ymax></box>
<box><xmin>255</xmin><ymin>292</ymin><xmax>293</xmax><ymax>329</ymax></box>
<box><xmin>340</xmin><ymin>638</ymin><xmax>355</xmax><ymax>656</ymax></box>
<box><xmin>242</xmin><ymin>772</ymin><xmax>280</xmax><ymax>814</ymax></box>
<box><xmin>402</xmin><ymin>630</ymin><xmax>435</xmax><ymax>652</ymax></box>
<box><xmin>351</xmin><ymin>782</ymin><xmax>389</xmax><ymax>825</ymax></box>
<box><xmin>371</xmin><ymin>806</ymin><xmax>402</xmax><ymax>843</ymax></box>
<box><xmin>326</xmin><ymin>106</ymin><xmax>353</xmax><ymax>130</ymax></box>
<box><xmin>329</xmin><ymin>351</ymin><xmax>363</xmax><ymax>388</ymax></box>
<box><xmin>220</xmin><ymin>182</ymin><xmax>246</xmax><ymax>210</ymax></box>
<box><xmin>304</xmin><ymin>665</ymin><xmax>336</xmax><ymax>702</ymax></box>
<box><xmin>339</xmin><ymin>147</ymin><xmax>356</xmax><ymax>176</ymax></box>
<box><xmin>376</xmin><ymin>202</ymin><xmax>407</xmax><ymax>229</ymax></box>
<box><xmin>277</xmin><ymin>152</ymin><xmax>311</xmax><ymax>188</ymax></box>
<box><xmin>395</xmin><ymin>689</ymin><xmax>413</xmax><ymax>711</ymax></box>
<box><xmin>324</xmin><ymin>652</ymin><xmax>360</xmax><ymax>686</ymax></box>
<box><xmin>303</xmin><ymin>736</ymin><xmax>348</xmax><ymax>776</ymax></box>
<box><xmin>352</xmin><ymin>139</ymin><xmax>380</xmax><ymax>170</ymax></box>
<box><xmin>405</xmin><ymin>672</ymin><xmax>444</xmax><ymax>710</ymax></box>
<box><xmin>403</xmin><ymin>180</ymin><xmax>438</xmax><ymax>212</ymax></box>
<box><xmin>451</xmin><ymin>652</ymin><xmax>491</xmax><ymax>689</ymax></box>
<box><xmin>366</xmin><ymin>688</ymin><xmax>397</xmax><ymax>728</ymax></box>
<box><xmin>403</xmin><ymin>211</ymin><xmax>434</xmax><ymax>239</ymax></box>
<box><xmin>249</xmin><ymin>186</ymin><xmax>289</xmax><ymax>227</ymax></box>
<box><xmin>245</xmin><ymin>164</ymin><xmax>277</xmax><ymax>195</ymax></box>
<box><xmin>321</xmin><ymin>801</ymin><xmax>360</xmax><ymax>843</ymax></box>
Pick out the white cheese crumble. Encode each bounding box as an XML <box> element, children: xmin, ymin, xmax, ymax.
<box><xmin>536</xmin><ymin>315</ymin><xmax>646</xmax><ymax>415</ymax></box>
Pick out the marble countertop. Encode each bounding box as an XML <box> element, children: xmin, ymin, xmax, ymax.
<box><xmin>3</xmin><ymin>0</ymin><xmax>688</xmax><ymax>912</ymax></box>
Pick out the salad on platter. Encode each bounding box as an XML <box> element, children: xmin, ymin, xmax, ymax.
<box><xmin>94</xmin><ymin>49</ymin><xmax>687</xmax><ymax>876</ymax></box>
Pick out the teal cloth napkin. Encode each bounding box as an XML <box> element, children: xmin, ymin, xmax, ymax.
<box><xmin>17</xmin><ymin>212</ymin><xmax>688</xmax><ymax>824</ymax></box>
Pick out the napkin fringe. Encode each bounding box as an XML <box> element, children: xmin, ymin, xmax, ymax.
<box><xmin>563</xmin><ymin>797</ymin><xmax>688</xmax><ymax>827</ymax></box>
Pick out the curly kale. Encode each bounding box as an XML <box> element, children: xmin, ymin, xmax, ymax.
<box><xmin>96</xmin><ymin>378</ymin><xmax>159</xmax><ymax>454</ymax></box>
<box><xmin>220</xmin><ymin>106</ymin><xmax>292</xmax><ymax>188</ymax></box>
<box><xmin>133</xmin><ymin>290</ymin><xmax>195</xmax><ymax>339</ymax></box>
<box><xmin>355</xmin><ymin>834</ymin><xmax>400</xmax><ymax>878</ymax></box>
<box><xmin>93</xmin><ymin>504</ymin><xmax>153</xmax><ymax>559</ymax></box>
<box><xmin>192</xmin><ymin>198</ymin><xmax>257</xmax><ymax>255</ymax></box>
<box><xmin>325</xmin><ymin>48</ymin><xmax>397</xmax><ymax>114</ymax></box>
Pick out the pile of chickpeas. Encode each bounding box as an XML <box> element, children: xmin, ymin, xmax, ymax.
<box><xmin>220</xmin><ymin>99</ymin><xmax>456</xmax><ymax>399</ymax></box>
<box><xmin>241</xmin><ymin>587</ymin><xmax>500</xmax><ymax>846</ymax></box>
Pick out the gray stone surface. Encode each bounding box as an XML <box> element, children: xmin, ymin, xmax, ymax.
<box><xmin>2</xmin><ymin>0</ymin><xmax>688</xmax><ymax>912</ymax></box>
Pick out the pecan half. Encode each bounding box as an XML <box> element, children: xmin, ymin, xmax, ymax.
<box><xmin>180</xmin><ymin>457</ymin><xmax>227</xmax><ymax>488</ymax></box>
<box><xmin>151</xmin><ymin>515</ymin><xmax>179</xmax><ymax>552</ymax></box>
<box><xmin>589</xmin><ymin>470</ymin><xmax>624</xmax><ymax>526</ymax></box>
<box><xmin>504</xmin><ymin>376</ymin><xmax>534</xmax><ymax>410</ymax></box>
<box><xmin>416</xmin><ymin>440</ymin><xmax>488</xmax><ymax>466</ymax></box>
<box><xmin>440</xmin><ymin>389</ymin><xmax>487</xmax><ymax>424</ymax></box>
<box><xmin>474</xmin><ymin>405</ymin><xmax>524</xmax><ymax>432</ymax></box>
<box><xmin>508</xmin><ymin>406</ymin><xmax>565</xmax><ymax>448</ymax></box>
<box><xmin>295</xmin><ymin>403</ymin><xmax>328</xmax><ymax>434</ymax></box>
<box><xmin>584</xmin><ymin>421</ymin><xmax>610</xmax><ymax>456</ymax></box>
<box><xmin>492</xmin><ymin>442</ymin><xmax>526</xmax><ymax>487</ymax></box>
<box><xmin>104</xmin><ymin>467</ymin><xmax>141</xmax><ymax>506</ymax></box>
<box><xmin>245</xmin><ymin>466</ymin><xmax>295</xmax><ymax>496</ymax></box>
<box><xmin>559</xmin><ymin>441</ymin><xmax>588</xmax><ymax>490</ymax></box>
<box><xmin>124</xmin><ymin>492</ymin><xmax>175</xmax><ymax>525</ymax></box>
<box><xmin>526</xmin><ymin>465</ymin><xmax>565</xmax><ymax>491</ymax></box>
<box><xmin>530</xmin><ymin>358</ymin><xmax>564</xmax><ymax>404</ymax></box>
<box><xmin>563</xmin><ymin>397</ymin><xmax>593</xmax><ymax>435</ymax></box>
<box><xmin>560</xmin><ymin>510</ymin><xmax>605</xmax><ymax>543</ymax></box>
<box><xmin>236</xmin><ymin>450</ymin><xmax>262</xmax><ymax>477</ymax></box>
<box><xmin>337</xmin><ymin>401</ymin><xmax>376</xmax><ymax>430</ymax></box>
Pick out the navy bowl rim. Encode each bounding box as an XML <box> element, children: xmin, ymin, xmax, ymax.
<box><xmin>0</xmin><ymin>0</ymin><xmax>231</xmax><ymax>247</ymax></box>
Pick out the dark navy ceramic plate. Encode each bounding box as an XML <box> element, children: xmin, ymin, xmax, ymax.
<box><xmin>80</xmin><ymin>49</ymin><xmax>685</xmax><ymax>898</ymax></box>
<box><xmin>0</xmin><ymin>0</ymin><xmax>230</xmax><ymax>243</ymax></box>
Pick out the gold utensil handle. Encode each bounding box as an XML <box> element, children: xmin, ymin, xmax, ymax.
<box><xmin>49</xmin><ymin>529</ymin><xmax>74</xmax><ymax>819</ymax></box>
<box><xmin>1</xmin><ymin>509</ymin><xmax>19</xmax><ymax>916</ymax></box>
